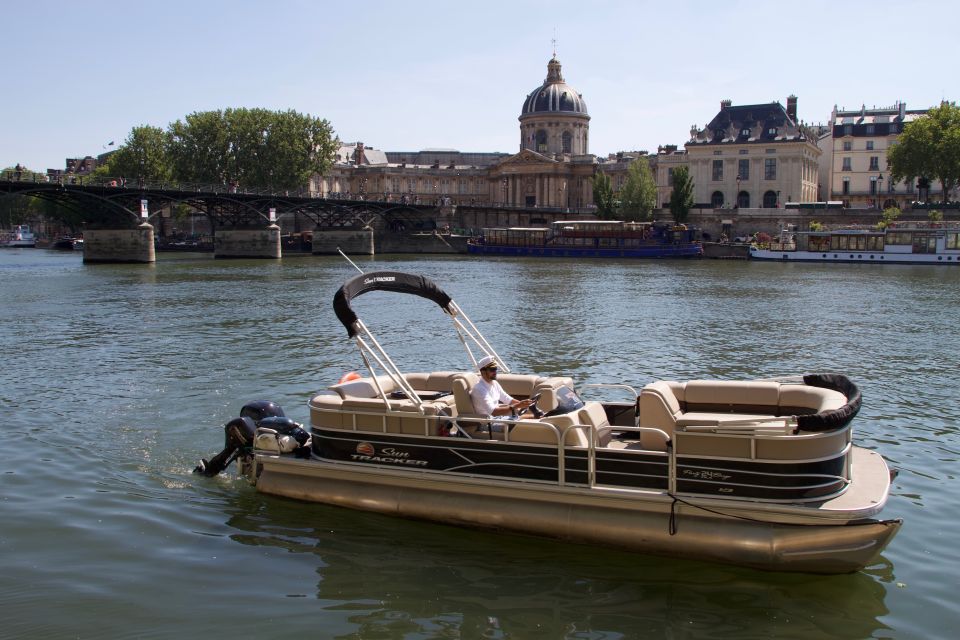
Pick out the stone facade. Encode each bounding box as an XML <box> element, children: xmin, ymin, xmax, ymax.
<box><xmin>312</xmin><ymin>57</ymin><xmax>599</xmax><ymax>212</ymax></box>
<box><xmin>684</xmin><ymin>97</ymin><xmax>821</xmax><ymax>210</ymax></box>
<box><xmin>818</xmin><ymin>102</ymin><xmax>950</xmax><ymax>209</ymax></box>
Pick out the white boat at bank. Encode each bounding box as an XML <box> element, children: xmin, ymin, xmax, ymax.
<box><xmin>750</xmin><ymin>223</ymin><xmax>960</xmax><ymax>264</ymax></box>
<box><xmin>196</xmin><ymin>270</ymin><xmax>901</xmax><ymax>573</ymax></box>
<box><xmin>0</xmin><ymin>225</ymin><xmax>36</xmax><ymax>248</ymax></box>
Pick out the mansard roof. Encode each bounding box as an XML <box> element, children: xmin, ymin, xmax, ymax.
<box><xmin>689</xmin><ymin>101</ymin><xmax>807</xmax><ymax>145</ymax></box>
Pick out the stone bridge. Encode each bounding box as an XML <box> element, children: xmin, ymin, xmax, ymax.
<box><xmin>1</xmin><ymin>174</ymin><xmax>446</xmax><ymax>262</ymax></box>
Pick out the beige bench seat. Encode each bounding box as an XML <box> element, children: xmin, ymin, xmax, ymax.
<box><xmin>638</xmin><ymin>379</ymin><xmax>849</xmax><ymax>453</ymax></box>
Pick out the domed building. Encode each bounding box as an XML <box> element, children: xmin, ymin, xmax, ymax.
<box><xmin>519</xmin><ymin>56</ymin><xmax>590</xmax><ymax>156</ymax></box>
<box><xmin>316</xmin><ymin>55</ymin><xmax>600</xmax><ymax>213</ymax></box>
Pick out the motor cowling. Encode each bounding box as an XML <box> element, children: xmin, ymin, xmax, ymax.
<box><xmin>194</xmin><ymin>401</ymin><xmax>294</xmax><ymax>477</ymax></box>
<box><xmin>240</xmin><ymin>400</ymin><xmax>285</xmax><ymax>422</ymax></box>
<box><xmin>252</xmin><ymin>416</ymin><xmax>311</xmax><ymax>455</ymax></box>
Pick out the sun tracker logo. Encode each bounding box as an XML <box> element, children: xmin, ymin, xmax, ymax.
<box><xmin>350</xmin><ymin>443</ymin><xmax>428</xmax><ymax>466</ymax></box>
<box><xmin>356</xmin><ymin>442</ymin><xmax>375</xmax><ymax>456</ymax></box>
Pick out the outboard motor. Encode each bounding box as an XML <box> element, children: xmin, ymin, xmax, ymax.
<box><xmin>194</xmin><ymin>400</ymin><xmax>293</xmax><ymax>477</ymax></box>
<box><xmin>240</xmin><ymin>400</ymin><xmax>285</xmax><ymax>422</ymax></box>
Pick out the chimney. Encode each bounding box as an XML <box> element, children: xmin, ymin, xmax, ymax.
<box><xmin>787</xmin><ymin>95</ymin><xmax>798</xmax><ymax>122</ymax></box>
<box><xmin>721</xmin><ymin>99</ymin><xmax>732</xmax><ymax>109</ymax></box>
<box><xmin>355</xmin><ymin>142</ymin><xmax>365</xmax><ymax>165</ymax></box>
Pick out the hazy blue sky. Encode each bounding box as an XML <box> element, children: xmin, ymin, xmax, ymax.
<box><xmin>3</xmin><ymin>0</ymin><xmax>956</xmax><ymax>172</ymax></box>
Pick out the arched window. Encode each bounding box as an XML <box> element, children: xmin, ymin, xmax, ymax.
<box><xmin>711</xmin><ymin>191</ymin><xmax>725</xmax><ymax>208</ymax></box>
<box><xmin>536</xmin><ymin>130</ymin><xmax>548</xmax><ymax>153</ymax></box>
<box><xmin>763</xmin><ymin>190</ymin><xmax>778</xmax><ymax>208</ymax></box>
<box><xmin>737</xmin><ymin>191</ymin><xmax>750</xmax><ymax>208</ymax></box>
<box><xmin>562</xmin><ymin>131</ymin><xmax>572</xmax><ymax>154</ymax></box>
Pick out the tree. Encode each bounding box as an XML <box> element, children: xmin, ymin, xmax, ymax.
<box><xmin>617</xmin><ymin>157</ymin><xmax>656</xmax><ymax>221</ymax></box>
<box><xmin>592</xmin><ymin>170</ymin><xmax>615</xmax><ymax>219</ymax></box>
<box><xmin>167</xmin><ymin>108</ymin><xmax>338</xmax><ymax>190</ymax></box>
<box><xmin>102</xmin><ymin>125</ymin><xmax>172</xmax><ymax>183</ymax></box>
<box><xmin>668</xmin><ymin>165</ymin><xmax>694</xmax><ymax>224</ymax></box>
<box><xmin>878</xmin><ymin>206</ymin><xmax>901</xmax><ymax>229</ymax></box>
<box><xmin>887</xmin><ymin>101</ymin><xmax>960</xmax><ymax>203</ymax></box>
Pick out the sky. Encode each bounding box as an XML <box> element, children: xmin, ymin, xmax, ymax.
<box><xmin>2</xmin><ymin>0</ymin><xmax>957</xmax><ymax>172</ymax></box>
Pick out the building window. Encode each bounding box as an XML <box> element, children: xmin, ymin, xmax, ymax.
<box><xmin>536</xmin><ymin>130</ymin><xmax>548</xmax><ymax>153</ymax></box>
<box><xmin>842</xmin><ymin>178</ymin><xmax>850</xmax><ymax>195</ymax></box>
<box><xmin>562</xmin><ymin>131</ymin><xmax>572</xmax><ymax>153</ymax></box>
<box><xmin>767</xmin><ymin>127</ymin><xmax>777</xmax><ymax>136</ymax></box>
<box><xmin>843</xmin><ymin>141</ymin><xmax>852</xmax><ymax>151</ymax></box>
<box><xmin>866</xmin><ymin>140</ymin><xmax>874</xmax><ymax>150</ymax></box>
<box><xmin>866</xmin><ymin>124</ymin><xmax>875</xmax><ymax>135</ymax></box>
<box><xmin>869</xmin><ymin>156</ymin><xmax>880</xmax><ymax>171</ymax></box>
<box><xmin>870</xmin><ymin>177</ymin><xmax>877</xmax><ymax>195</ymax></box>
<box><xmin>763</xmin><ymin>190</ymin><xmax>778</xmax><ymax>208</ymax></box>
<box><xmin>764</xmin><ymin>158</ymin><xmax>777</xmax><ymax>180</ymax></box>
<box><xmin>667</xmin><ymin>168</ymin><xmax>674</xmax><ymax>186</ymax></box>
<box><xmin>843</xmin><ymin>125</ymin><xmax>853</xmax><ymax>136</ymax></box>
<box><xmin>737</xmin><ymin>191</ymin><xmax>750</xmax><ymax>208</ymax></box>
<box><xmin>738</xmin><ymin>159</ymin><xmax>749</xmax><ymax>180</ymax></box>
<box><xmin>741</xmin><ymin>128</ymin><xmax>750</xmax><ymax>136</ymax></box>
<box><xmin>712</xmin><ymin>160</ymin><xmax>723</xmax><ymax>181</ymax></box>
<box><xmin>711</xmin><ymin>191</ymin><xmax>724</xmax><ymax>208</ymax></box>
<box><xmin>842</xmin><ymin>157</ymin><xmax>852</xmax><ymax>171</ymax></box>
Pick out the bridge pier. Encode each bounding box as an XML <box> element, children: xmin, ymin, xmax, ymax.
<box><xmin>311</xmin><ymin>227</ymin><xmax>374</xmax><ymax>255</ymax></box>
<box><xmin>214</xmin><ymin>225</ymin><xmax>282</xmax><ymax>259</ymax></box>
<box><xmin>83</xmin><ymin>223</ymin><xmax>156</xmax><ymax>264</ymax></box>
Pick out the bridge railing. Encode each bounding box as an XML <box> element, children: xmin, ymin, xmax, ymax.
<box><xmin>0</xmin><ymin>170</ymin><xmax>322</xmax><ymax>198</ymax></box>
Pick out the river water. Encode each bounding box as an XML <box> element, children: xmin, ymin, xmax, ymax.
<box><xmin>1</xmin><ymin>248</ymin><xmax>957</xmax><ymax>639</ymax></box>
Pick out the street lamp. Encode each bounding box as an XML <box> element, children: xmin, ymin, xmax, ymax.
<box><xmin>876</xmin><ymin>173</ymin><xmax>884</xmax><ymax>209</ymax></box>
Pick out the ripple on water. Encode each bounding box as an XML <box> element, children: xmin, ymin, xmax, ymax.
<box><xmin>0</xmin><ymin>252</ymin><xmax>957</xmax><ymax>638</ymax></box>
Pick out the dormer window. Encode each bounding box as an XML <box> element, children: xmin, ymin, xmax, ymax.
<box><xmin>767</xmin><ymin>127</ymin><xmax>777</xmax><ymax>136</ymax></box>
<box><xmin>741</xmin><ymin>128</ymin><xmax>750</xmax><ymax>136</ymax></box>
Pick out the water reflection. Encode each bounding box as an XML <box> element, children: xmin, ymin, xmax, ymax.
<box><xmin>220</xmin><ymin>494</ymin><xmax>891</xmax><ymax>639</ymax></box>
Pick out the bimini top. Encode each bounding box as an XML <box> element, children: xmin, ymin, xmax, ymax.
<box><xmin>520</xmin><ymin>57</ymin><xmax>588</xmax><ymax>117</ymax></box>
<box><xmin>333</xmin><ymin>271</ymin><xmax>454</xmax><ymax>338</ymax></box>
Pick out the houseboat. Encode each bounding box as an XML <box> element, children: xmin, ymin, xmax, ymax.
<box><xmin>195</xmin><ymin>270</ymin><xmax>900</xmax><ymax>573</ymax></box>
<box><xmin>0</xmin><ymin>225</ymin><xmax>36</xmax><ymax>248</ymax></box>
<box><xmin>750</xmin><ymin>223</ymin><xmax>960</xmax><ymax>264</ymax></box>
<box><xmin>468</xmin><ymin>220</ymin><xmax>702</xmax><ymax>258</ymax></box>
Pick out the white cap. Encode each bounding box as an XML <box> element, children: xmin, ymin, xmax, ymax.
<box><xmin>477</xmin><ymin>355</ymin><xmax>499</xmax><ymax>370</ymax></box>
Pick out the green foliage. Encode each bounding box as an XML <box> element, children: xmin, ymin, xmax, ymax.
<box><xmin>877</xmin><ymin>206</ymin><xmax>902</xmax><ymax>229</ymax></box>
<box><xmin>617</xmin><ymin>158</ymin><xmax>656</xmax><ymax>221</ymax></box>
<box><xmin>592</xmin><ymin>171</ymin><xmax>615</xmax><ymax>219</ymax></box>
<box><xmin>166</xmin><ymin>108</ymin><xmax>338</xmax><ymax>190</ymax></box>
<box><xmin>887</xmin><ymin>101</ymin><xmax>960</xmax><ymax>202</ymax></box>
<box><xmin>928</xmin><ymin>209</ymin><xmax>944</xmax><ymax>222</ymax></box>
<box><xmin>668</xmin><ymin>165</ymin><xmax>694</xmax><ymax>224</ymax></box>
<box><xmin>809</xmin><ymin>220</ymin><xmax>823</xmax><ymax>231</ymax></box>
<box><xmin>102</xmin><ymin>125</ymin><xmax>172</xmax><ymax>181</ymax></box>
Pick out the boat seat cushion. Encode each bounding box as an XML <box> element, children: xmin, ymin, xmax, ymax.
<box><xmin>683</xmin><ymin>380</ymin><xmax>781</xmax><ymax>413</ymax></box>
<box><xmin>452</xmin><ymin>373</ymin><xmax>481</xmax><ymax>416</ymax></box>
<box><xmin>532</xmin><ymin>377</ymin><xmax>576</xmax><ymax>412</ymax></box>
<box><xmin>515</xmin><ymin>415</ymin><xmax>590</xmax><ymax>447</ymax></box>
<box><xmin>496</xmin><ymin>373</ymin><xmax>545</xmax><ymax>398</ymax></box>
<box><xmin>329</xmin><ymin>375</ymin><xmax>399</xmax><ymax>399</ymax></box>
<box><xmin>779</xmin><ymin>385</ymin><xmax>846</xmax><ymax>415</ymax></box>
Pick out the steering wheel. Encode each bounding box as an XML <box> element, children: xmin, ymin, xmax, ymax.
<box><xmin>527</xmin><ymin>393</ymin><xmax>544</xmax><ymax>418</ymax></box>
